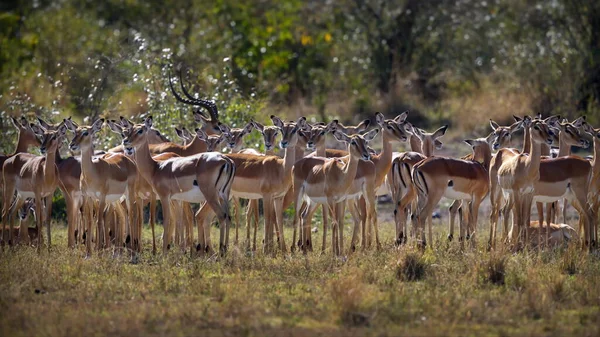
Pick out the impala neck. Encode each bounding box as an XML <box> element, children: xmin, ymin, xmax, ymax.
<box><xmin>14</xmin><ymin>132</ymin><xmax>34</xmax><ymax>155</ymax></box>
<box><xmin>134</xmin><ymin>137</ymin><xmax>159</xmax><ymax>181</ymax></box>
<box><xmin>593</xmin><ymin>139</ymin><xmax>600</xmax><ymax>173</ymax></box>
<box><xmin>43</xmin><ymin>146</ymin><xmax>58</xmax><ymax>183</ymax></box>
<box><xmin>557</xmin><ymin>131</ymin><xmax>571</xmax><ymax>157</ymax></box>
<box><xmin>81</xmin><ymin>143</ymin><xmax>98</xmax><ymax>180</ymax></box>
<box><xmin>343</xmin><ymin>146</ymin><xmax>361</xmax><ymax>184</ymax></box>
<box><xmin>282</xmin><ymin>144</ymin><xmax>296</xmax><ymax>177</ymax></box>
<box><xmin>478</xmin><ymin>145</ymin><xmax>493</xmax><ymax>170</ymax></box>
<box><xmin>372</xmin><ymin>131</ymin><xmax>393</xmax><ymax>186</ymax></box>
<box><xmin>186</xmin><ymin>136</ymin><xmax>208</xmax><ymax>155</ymax></box>
<box><xmin>316</xmin><ymin>142</ymin><xmax>326</xmax><ymax>157</ymax></box>
<box><xmin>527</xmin><ymin>129</ymin><xmax>543</xmax><ymax>176</ymax></box>
<box><xmin>294</xmin><ymin>144</ymin><xmax>305</xmax><ymax>161</ymax></box>
<box><xmin>522</xmin><ymin>126</ymin><xmax>531</xmax><ymax>154</ymax></box>
<box><xmin>409</xmin><ymin>135</ymin><xmax>422</xmax><ymax>153</ymax></box>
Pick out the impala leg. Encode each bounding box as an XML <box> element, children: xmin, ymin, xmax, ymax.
<box><xmin>348</xmin><ymin>200</ymin><xmax>361</xmax><ymax>252</ymax></box>
<box><xmin>43</xmin><ymin>195</ymin><xmax>53</xmax><ymax>249</ymax></box>
<box><xmin>160</xmin><ymin>196</ymin><xmax>172</xmax><ymax>253</ymax></box>
<box><xmin>449</xmin><ymin>200</ymin><xmax>461</xmax><ymax>242</ymax></box>
<box><xmin>273</xmin><ymin>196</ymin><xmax>287</xmax><ymax>253</ymax></box>
<box><xmin>2</xmin><ymin>180</ymin><xmax>17</xmax><ymax>246</ymax></box>
<box><xmin>150</xmin><ymin>196</ymin><xmax>157</xmax><ymax>255</ymax></box>
<box><xmin>336</xmin><ymin>201</ymin><xmax>346</xmax><ymax>254</ymax></box>
<box><xmin>321</xmin><ymin>203</ymin><xmax>328</xmax><ymax>253</ymax></box>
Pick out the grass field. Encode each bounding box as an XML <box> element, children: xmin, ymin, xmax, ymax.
<box><xmin>2</xmin><ymin>216</ymin><xmax>600</xmax><ymax>337</ymax></box>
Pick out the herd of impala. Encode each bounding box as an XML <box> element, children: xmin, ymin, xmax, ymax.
<box><xmin>1</xmin><ymin>72</ymin><xmax>599</xmax><ymax>259</ymax></box>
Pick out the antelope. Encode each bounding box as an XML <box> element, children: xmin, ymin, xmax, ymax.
<box><xmin>107</xmin><ymin>125</ymin><xmax>170</xmax><ymax>153</ymax></box>
<box><xmin>446</xmin><ymin>119</ymin><xmax>522</xmax><ymax>245</ymax></box>
<box><xmin>219</xmin><ymin>122</ymin><xmax>255</xmax><ymax>153</ymax></box>
<box><xmin>169</xmin><ymin>68</ymin><xmax>223</xmax><ymax>136</ymax></box>
<box><xmin>66</xmin><ymin>118</ymin><xmax>142</xmax><ymax>256</ymax></box>
<box><xmin>121</xmin><ymin>117</ymin><xmax>235</xmax><ymax>255</ymax></box>
<box><xmin>197</xmin><ymin>116</ymin><xmax>304</xmax><ymax>255</ymax></box>
<box><xmin>292</xmin><ymin>127</ymin><xmax>378</xmax><ymax>256</ymax></box>
<box><xmin>2</xmin><ymin>122</ymin><xmax>66</xmax><ymax>250</ymax></box>
<box><xmin>497</xmin><ymin>119</ymin><xmax>554</xmax><ymax>249</ymax></box>
<box><xmin>0</xmin><ymin>117</ymin><xmax>41</xmax><ymax>226</ymax></box>
<box><xmin>239</xmin><ymin>119</ymin><xmax>281</xmax><ymax>250</ymax></box>
<box><xmin>535</xmin><ymin>117</ymin><xmax>588</xmax><ymax>228</ymax></box>
<box><xmin>175</xmin><ymin>127</ymin><xmax>194</xmax><ymax>145</ymax></box>
<box><xmin>335</xmin><ymin>119</ymin><xmax>371</xmax><ymax>135</ymax></box>
<box><xmin>0</xmin><ymin>198</ymin><xmax>38</xmax><ymax>245</ymax></box>
<box><xmin>412</xmin><ymin>138</ymin><xmax>492</xmax><ymax>248</ymax></box>
<box><xmin>388</xmin><ymin>123</ymin><xmax>448</xmax><ymax>245</ymax></box>
<box><xmin>582</xmin><ymin>122</ymin><xmax>600</xmax><ymax>244</ymax></box>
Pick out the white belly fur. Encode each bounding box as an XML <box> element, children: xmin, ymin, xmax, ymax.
<box><xmin>444</xmin><ymin>187</ymin><xmax>472</xmax><ymax>201</ymax></box>
<box><xmin>172</xmin><ymin>185</ymin><xmax>206</xmax><ymax>203</ymax></box>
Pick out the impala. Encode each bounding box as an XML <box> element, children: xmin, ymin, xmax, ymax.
<box><xmin>497</xmin><ymin>119</ymin><xmax>554</xmax><ymax>249</ymax></box>
<box><xmin>196</xmin><ymin>116</ymin><xmax>304</xmax><ymax>254</ymax></box>
<box><xmin>412</xmin><ymin>138</ymin><xmax>492</xmax><ymax>248</ymax></box>
<box><xmin>121</xmin><ymin>117</ymin><xmax>235</xmax><ymax>255</ymax></box>
<box><xmin>66</xmin><ymin>118</ymin><xmax>142</xmax><ymax>256</ymax></box>
<box><xmin>582</xmin><ymin>122</ymin><xmax>600</xmax><ymax>244</ymax></box>
<box><xmin>388</xmin><ymin>123</ymin><xmax>448</xmax><ymax>245</ymax></box>
<box><xmin>292</xmin><ymin>127</ymin><xmax>378</xmax><ymax>255</ymax></box>
<box><xmin>2</xmin><ymin>123</ymin><xmax>66</xmax><ymax>249</ymax></box>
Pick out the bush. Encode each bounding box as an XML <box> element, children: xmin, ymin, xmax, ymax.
<box><xmin>396</xmin><ymin>251</ymin><xmax>427</xmax><ymax>282</ymax></box>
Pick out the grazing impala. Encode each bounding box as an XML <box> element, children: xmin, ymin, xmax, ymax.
<box><xmin>121</xmin><ymin>117</ymin><xmax>235</xmax><ymax>255</ymax></box>
<box><xmin>2</xmin><ymin>123</ymin><xmax>66</xmax><ymax>249</ymax></box>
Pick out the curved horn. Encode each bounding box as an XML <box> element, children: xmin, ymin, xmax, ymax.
<box><xmin>168</xmin><ymin>69</ymin><xmax>201</xmax><ymax>106</ymax></box>
<box><xmin>177</xmin><ymin>67</ymin><xmax>219</xmax><ymax>122</ymax></box>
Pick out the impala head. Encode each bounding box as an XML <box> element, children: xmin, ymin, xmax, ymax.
<box><xmin>272</xmin><ymin>115</ymin><xmax>304</xmax><ymax>149</ymax></box>
<box><xmin>336</xmin><ymin>119</ymin><xmax>371</xmax><ymax>135</ymax></box>
<box><xmin>195</xmin><ymin>128</ymin><xmax>225</xmax><ymax>152</ymax></box>
<box><xmin>333</xmin><ymin>128</ymin><xmax>379</xmax><ymax>161</ymax></box>
<box><xmin>408</xmin><ymin>123</ymin><xmax>448</xmax><ymax>157</ymax></box>
<box><xmin>120</xmin><ymin>116</ymin><xmax>155</xmax><ymax>155</ymax></box>
<box><xmin>118</xmin><ymin>116</ymin><xmax>170</xmax><ymax>144</ymax></box>
<box><xmin>175</xmin><ymin>127</ymin><xmax>194</xmax><ymax>145</ymax></box>
<box><xmin>10</xmin><ymin>116</ymin><xmax>42</xmax><ymax>148</ymax></box>
<box><xmin>36</xmin><ymin>116</ymin><xmax>66</xmax><ymax>131</ymax></box>
<box><xmin>168</xmin><ymin>68</ymin><xmax>222</xmax><ymax>134</ymax></box>
<box><xmin>580</xmin><ymin>119</ymin><xmax>600</xmax><ymax>146</ymax></box>
<box><xmin>67</xmin><ymin>118</ymin><xmax>104</xmax><ymax>152</ymax></box>
<box><xmin>489</xmin><ymin>118</ymin><xmax>524</xmax><ymax>150</ymax></box>
<box><xmin>556</xmin><ymin>119</ymin><xmax>589</xmax><ymax>148</ymax></box>
<box><xmin>375</xmin><ymin>111</ymin><xmax>410</xmax><ymax>142</ymax></box>
<box><xmin>32</xmin><ymin>122</ymin><xmax>67</xmax><ymax>155</ymax></box>
<box><xmin>219</xmin><ymin>122</ymin><xmax>253</xmax><ymax>152</ymax></box>
<box><xmin>18</xmin><ymin>198</ymin><xmax>35</xmax><ymax>221</ymax></box>
<box><xmin>251</xmin><ymin>120</ymin><xmax>280</xmax><ymax>152</ymax></box>
<box><xmin>303</xmin><ymin>120</ymin><xmax>338</xmax><ymax>151</ymax></box>
<box><xmin>530</xmin><ymin>120</ymin><xmax>554</xmax><ymax>146</ymax></box>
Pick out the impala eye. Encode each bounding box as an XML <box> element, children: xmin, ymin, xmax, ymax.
<box><xmin>137</xmin><ymin>129</ymin><xmax>143</xmax><ymax>134</ymax></box>
<box><xmin>386</xmin><ymin>125</ymin><xmax>392</xmax><ymax>129</ymax></box>
<box><xmin>82</xmin><ymin>131</ymin><xmax>89</xmax><ymax>136</ymax></box>
<box><xmin>320</xmin><ymin>131</ymin><xmax>325</xmax><ymax>136</ymax></box>
<box><xmin>534</xmin><ymin>125</ymin><xmax>539</xmax><ymax>130</ymax></box>
<box><xmin>351</xmin><ymin>140</ymin><xmax>357</xmax><ymax>145</ymax></box>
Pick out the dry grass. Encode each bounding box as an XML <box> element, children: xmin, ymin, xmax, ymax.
<box><xmin>1</xmin><ymin>220</ymin><xmax>600</xmax><ymax>337</ymax></box>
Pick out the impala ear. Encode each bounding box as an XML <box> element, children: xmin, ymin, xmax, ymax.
<box><xmin>195</xmin><ymin>128</ymin><xmax>208</xmax><ymax>141</ymax></box>
<box><xmin>30</xmin><ymin>123</ymin><xmax>45</xmax><ymax>136</ymax></box>
<box><xmin>193</xmin><ymin>109</ymin><xmax>209</xmax><ymax>123</ymax></box>
<box><xmin>218</xmin><ymin>123</ymin><xmax>231</xmax><ymax>134</ymax></box>
<box><xmin>107</xmin><ymin>120</ymin><xmax>123</xmax><ymax>134</ymax></box>
<box><xmin>355</xmin><ymin>119</ymin><xmax>371</xmax><ymax>132</ymax></box>
<box><xmin>375</xmin><ymin>112</ymin><xmax>385</xmax><ymax>127</ymax></box>
<box><xmin>243</xmin><ymin>122</ymin><xmax>254</xmax><ymax>134</ymax></box>
<box><xmin>434</xmin><ymin>139</ymin><xmax>444</xmax><ymax>150</ymax></box>
<box><xmin>432</xmin><ymin>125</ymin><xmax>448</xmax><ymax>139</ymax></box>
<box><xmin>326</xmin><ymin>120</ymin><xmax>339</xmax><ymax>133</ymax></box>
<box><xmin>250</xmin><ymin>119</ymin><xmax>264</xmax><ymax>132</ymax></box>
<box><xmin>91</xmin><ymin>119</ymin><xmax>104</xmax><ymax>133</ymax></box>
<box><xmin>119</xmin><ymin>116</ymin><xmax>133</xmax><ymax>128</ymax></box>
<box><xmin>57</xmin><ymin>123</ymin><xmax>67</xmax><ymax>137</ymax></box>
<box><xmin>362</xmin><ymin>128</ymin><xmax>380</xmax><ymax>141</ymax></box>
<box><xmin>464</xmin><ymin>139</ymin><xmax>475</xmax><ymax>147</ymax></box>
<box><xmin>489</xmin><ymin>119</ymin><xmax>499</xmax><ymax>131</ymax></box>
<box><xmin>333</xmin><ymin>130</ymin><xmax>352</xmax><ymax>143</ymax></box>
<box><xmin>394</xmin><ymin>111</ymin><xmax>408</xmax><ymax>123</ymax></box>
<box><xmin>572</xmin><ymin>116</ymin><xmax>586</xmax><ymax>128</ymax></box>
<box><xmin>144</xmin><ymin>116</ymin><xmax>153</xmax><ymax>128</ymax></box>
<box><xmin>63</xmin><ymin>118</ymin><xmax>77</xmax><ymax>132</ymax></box>
<box><xmin>175</xmin><ymin>127</ymin><xmax>185</xmax><ymax>139</ymax></box>
<box><xmin>19</xmin><ymin>116</ymin><xmax>29</xmax><ymax>128</ymax></box>
<box><xmin>37</xmin><ymin>117</ymin><xmax>52</xmax><ymax>130</ymax></box>
<box><xmin>10</xmin><ymin>116</ymin><xmax>21</xmax><ymax>129</ymax></box>
<box><xmin>513</xmin><ymin>115</ymin><xmax>522</xmax><ymax>122</ymax></box>
<box><xmin>271</xmin><ymin>115</ymin><xmax>284</xmax><ymax>129</ymax></box>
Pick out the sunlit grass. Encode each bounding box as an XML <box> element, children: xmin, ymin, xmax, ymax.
<box><xmin>1</xmin><ymin>216</ymin><xmax>600</xmax><ymax>336</ymax></box>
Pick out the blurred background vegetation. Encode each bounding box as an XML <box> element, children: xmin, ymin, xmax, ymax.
<box><xmin>1</xmin><ymin>0</ymin><xmax>599</xmax><ymax>153</ymax></box>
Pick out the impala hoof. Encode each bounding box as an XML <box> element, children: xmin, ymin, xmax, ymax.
<box><xmin>196</xmin><ymin>244</ymin><xmax>202</xmax><ymax>252</ymax></box>
<box><xmin>466</xmin><ymin>233</ymin><xmax>471</xmax><ymax>240</ymax></box>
